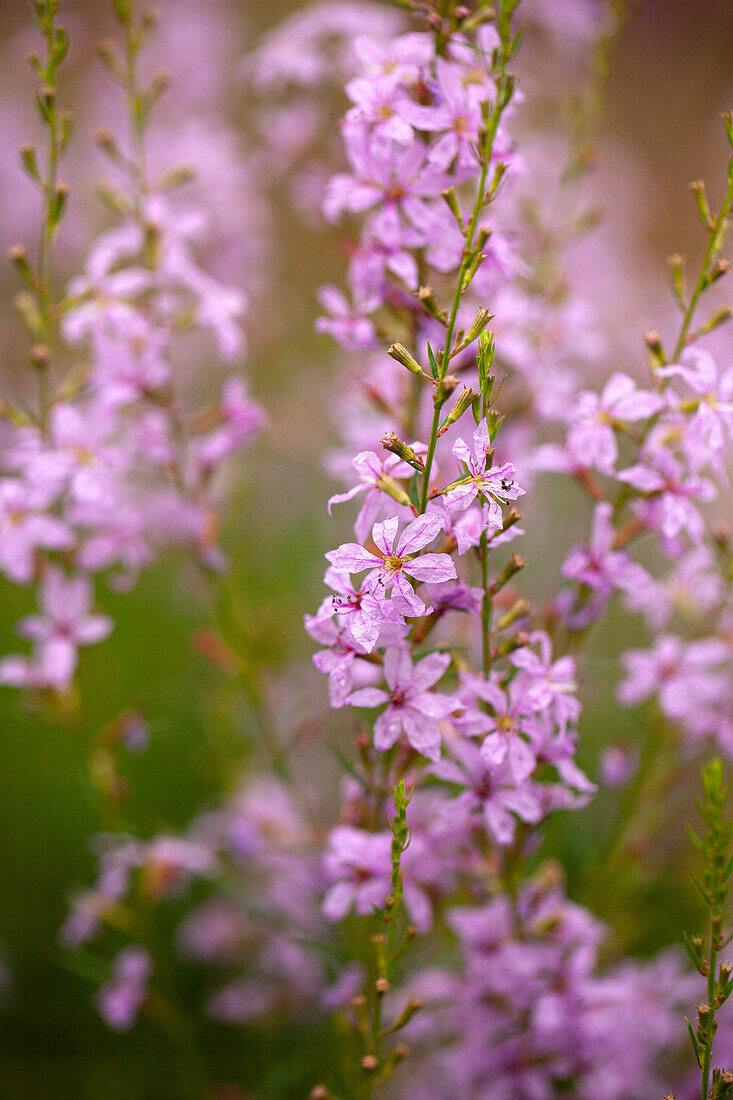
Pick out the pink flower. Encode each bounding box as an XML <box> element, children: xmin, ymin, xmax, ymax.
<box><xmin>315</xmin><ymin>284</ymin><xmax>378</xmax><ymax>350</ymax></box>
<box><xmin>0</xmin><ymin>479</ymin><xmax>73</xmax><ymax>584</ymax></box>
<box><xmin>561</xmin><ymin>502</ymin><xmax>650</xmax><ymax>596</ymax></box>
<box><xmin>14</xmin><ymin>568</ymin><xmax>112</xmax><ymax>691</ymax></box>
<box><xmin>326</xmin><ymin>512</ymin><xmax>456</xmax><ymax>618</ymax></box>
<box><xmin>432</xmin><ymin>736</ymin><xmax>542</xmax><ymax>846</ymax></box>
<box><xmin>510</xmin><ymin>632</ymin><xmax>581</xmax><ymax>732</ymax></box>
<box><xmin>618</xmin><ymin>444</ymin><xmax>716</xmax><ymax>544</ymax></box>
<box><xmin>346</xmin><ymin>644</ymin><xmax>455</xmax><ymax>760</ymax></box>
<box><xmin>193</xmin><ymin>378</ymin><xmax>263</xmax><ymax>471</ymax></box>
<box><xmin>95</xmin><ymin>947</ymin><xmax>151</xmax><ymax>1032</ymax></box>
<box><xmin>322</xmin><ymin>567</ymin><xmax>386</xmax><ymax>653</ymax></box>
<box><xmin>400</xmin><ymin>57</ymin><xmax>489</xmax><ymax>171</ymax></box>
<box><xmin>567</xmin><ymin>374</ymin><xmax>665</xmax><ymax>476</ymax></box>
<box><xmin>327</xmin><ymin>448</ymin><xmax>415</xmax><ymax>542</ymax></box>
<box><xmin>618</xmin><ymin>634</ymin><xmax>728</xmax><ymax>727</ymax></box>
<box><xmin>445</xmin><ymin>421</ymin><xmax>524</xmax><ymax>519</ymax></box>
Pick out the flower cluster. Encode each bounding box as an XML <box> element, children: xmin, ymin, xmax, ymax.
<box><xmin>1</xmin><ymin>2</ymin><xmax>261</xmax><ymax>693</ymax></box>
<box><xmin>302</xmin><ymin>1</ymin><xmax>733</xmax><ymax>1094</ymax></box>
<box><xmin>62</xmin><ymin>776</ymin><xmax>343</xmax><ymax>1033</ymax></box>
<box><xmin>401</xmin><ymin>873</ymin><xmax>695</xmax><ymax>1100</ymax></box>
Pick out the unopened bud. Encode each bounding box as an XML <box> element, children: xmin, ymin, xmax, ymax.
<box><xmin>60</xmin><ymin>111</ymin><xmax>75</xmax><ymax>150</ymax></box>
<box><xmin>441</xmin><ymin>386</ymin><xmax>476</xmax><ymax>430</ymax></box>
<box><xmin>690</xmin><ymin>179</ymin><xmax>714</xmax><ymax>230</ymax></box>
<box><xmin>491</xmin><ymin>555</ymin><xmax>525</xmax><ymax>594</ymax></box>
<box><xmin>463</xmin><ymin>307</ymin><xmax>493</xmax><ymax>346</ymax></box>
<box><xmin>19</xmin><ymin>144</ymin><xmax>39</xmax><ymax>181</ymax></box>
<box><xmin>435</xmin><ymin>374</ymin><xmax>459</xmax><ymax>404</ymax></box>
<box><xmin>496</xmin><ymin>598</ymin><xmax>530</xmax><ymax>631</ymax></box>
<box><xmin>8</xmin><ymin>244</ymin><xmax>34</xmax><ymax>287</ymax></box>
<box><xmin>417</xmin><ymin>284</ymin><xmax>443</xmax><ymax>322</ymax></box>
<box><xmin>30</xmin><ymin>343</ymin><xmax>49</xmax><ymax>370</ymax></box>
<box><xmin>723</xmin><ymin>110</ymin><xmax>733</xmax><ymax>148</ymax></box>
<box><xmin>362</xmin><ymin>1055</ymin><xmax>378</xmax><ymax>1073</ymax></box>
<box><xmin>381</xmin><ymin>432</ymin><xmax>424</xmax><ymax>472</ymax></box>
<box><xmin>708</xmin><ymin>257</ymin><xmax>731</xmax><ymax>284</ymax></box>
<box><xmin>157</xmin><ymin>163</ymin><xmax>196</xmax><ymax>190</ymax></box>
<box><xmin>667</xmin><ymin>253</ymin><xmax>686</xmax><ymax>305</ymax></box>
<box><xmin>50</xmin><ymin>182</ymin><xmax>70</xmax><ymax>228</ymax></box>
<box><xmin>440</xmin><ymin>186</ymin><xmax>464</xmax><ymax>228</ymax></box>
<box><xmin>697</xmin><ymin>303</ymin><xmax>732</xmax><ymax>337</ymax></box>
<box><xmin>375</xmin><ymin>977</ymin><xmax>391</xmax><ymax>995</ymax></box>
<box><xmin>388</xmin><ymin>342</ymin><xmax>423</xmax><ymax>375</ymax></box>
<box><xmin>96</xmin><ymin>39</ymin><xmax>124</xmax><ymax>77</ymax></box>
<box><xmin>643</xmin><ymin>328</ymin><xmax>666</xmax><ymax>368</ymax></box>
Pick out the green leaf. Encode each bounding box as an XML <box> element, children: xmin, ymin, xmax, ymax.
<box><xmin>686</xmin><ymin>822</ymin><xmax>706</xmax><ymax>854</ymax></box>
<box><xmin>689</xmin><ymin>871</ymin><xmax>711</xmax><ymax>904</ymax></box>
<box><xmin>682</xmin><ymin>931</ymin><xmax>704</xmax><ymax>968</ymax></box>
<box><xmin>686</xmin><ymin>1018</ymin><xmax>702</xmax><ymax>1069</ymax></box>
<box><xmin>426</xmin><ymin>342</ymin><xmax>439</xmax><ymax>381</ymax></box>
<box><xmin>408</xmin><ymin>472</ymin><xmax>420</xmax><ymax>510</ymax></box>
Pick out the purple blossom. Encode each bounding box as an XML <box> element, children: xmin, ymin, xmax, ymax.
<box><xmin>432</xmin><ymin>735</ymin><xmax>542</xmax><ymax>845</ymax></box>
<box><xmin>618</xmin><ymin>633</ymin><xmax>729</xmax><ymax>732</ymax></box>
<box><xmin>618</xmin><ymin>444</ymin><xmax>716</xmax><ymax>545</ymax></box>
<box><xmin>326</xmin><ymin>512</ymin><xmax>456</xmax><ymax>618</ymax></box>
<box><xmin>327</xmin><ymin>448</ymin><xmax>415</xmax><ymax>541</ymax></box>
<box><xmin>445</xmin><ymin>420</ymin><xmax>524</xmax><ymax>518</ymax></box>
<box><xmin>400</xmin><ymin>57</ymin><xmax>488</xmax><ymax>171</ymax></box>
<box><xmin>8</xmin><ymin>568</ymin><xmax>112</xmax><ymax>692</ymax></box>
<box><xmin>566</xmin><ymin>373</ymin><xmax>665</xmax><ymax>476</ymax></box>
<box><xmin>95</xmin><ymin>947</ymin><xmax>151</xmax><ymax>1032</ymax></box>
<box><xmin>0</xmin><ymin>479</ymin><xmax>73</xmax><ymax>585</ymax></box>
<box><xmin>347</xmin><ymin>644</ymin><xmax>455</xmax><ymax>760</ymax></box>
<box><xmin>561</xmin><ymin>501</ymin><xmax>650</xmax><ymax>596</ymax></box>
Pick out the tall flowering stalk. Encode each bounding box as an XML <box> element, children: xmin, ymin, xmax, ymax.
<box><xmin>680</xmin><ymin>760</ymin><xmax>733</xmax><ymax>1100</ymax></box>
<box><xmin>47</xmin><ymin>2</ymin><xmax>733</xmax><ymax>1096</ymax></box>
<box><xmin>1</xmin><ymin>0</ymin><xmax>261</xmax><ymax>699</ymax></box>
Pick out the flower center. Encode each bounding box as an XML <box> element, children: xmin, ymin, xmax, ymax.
<box><xmin>383</xmin><ymin>555</ymin><xmax>403</xmax><ymax>574</ymax></box>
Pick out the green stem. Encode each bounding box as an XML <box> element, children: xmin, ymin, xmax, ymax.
<box><xmin>673</xmin><ymin>170</ymin><xmax>733</xmax><ymax>362</ymax></box>
<box><xmin>36</xmin><ymin>4</ymin><xmax>63</xmax><ymax>425</ymax></box>
<box><xmin>480</xmin><ymin>528</ymin><xmax>491</xmax><ymax>676</ymax></box>
<box><xmin>418</xmin><ymin>67</ymin><xmax>511</xmax><ymax>512</ymax></box>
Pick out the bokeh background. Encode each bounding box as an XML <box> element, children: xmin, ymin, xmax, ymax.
<box><xmin>0</xmin><ymin>0</ymin><xmax>732</xmax><ymax>1096</ymax></box>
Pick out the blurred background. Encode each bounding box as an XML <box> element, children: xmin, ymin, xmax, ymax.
<box><xmin>0</xmin><ymin>0</ymin><xmax>732</xmax><ymax>1096</ymax></box>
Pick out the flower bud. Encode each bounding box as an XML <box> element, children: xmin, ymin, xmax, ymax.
<box><xmin>708</xmin><ymin>257</ymin><xmax>731</xmax><ymax>284</ymax></box>
<box><xmin>496</xmin><ymin>598</ymin><xmax>530</xmax><ymax>631</ymax></box>
<box><xmin>702</xmin><ymin>305</ymin><xmax>733</xmax><ymax>339</ymax></box>
<box><xmin>667</xmin><ymin>253</ymin><xmax>686</xmax><ymax>306</ymax></box>
<box><xmin>8</xmin><ymin>244</ymin><xmax>34</xmax><ymax>288</ymax></box>
<box><xmin>690</xmin><ymin>179</ymin><xmax>714</xmax><ymax>231</ymax></box>
<box><xmin>388</xmin><ymin>342</ymin><xmax>424</xmax><ymax>375</ymax></box>
<box><xmin>440</xmin><ymin>186</ymin><xmax>465</xmax><ymax>229</ymax></box>
<box><xmin>463</xmin><ymin>307</ymin><xmax>493</xmax><ymax>347</ymax></box>
<box><xmin>376</xmin><ymin>474</ymin><xmax>413</xmax><ymax>509</ymax></box>
<box><xmin>19</xmin><ymin>144</ymin><xmax>39</xmax><ymax>182</ymax></box>
<box><xmin>417</xmin><ymin>285</ymin><xmax>443</xmax><ymax>323</ymax></box>
<box><xmin>440</xmin><ymin>386</ymin><xmax>476</xmax><ymax>434</ymax></box>
<box><xmin>30</xmin><ymin>343</ymin><xmax>49</xmax><ymax>370</ymax></box>
<box><xmin>381</xmin><ymin>432</ymin><xmax>424</xmax><ymax>472</ymax></box>
<box><xmin>490</xmin><ymin>555</ymin><xmax>525</xmax><ymax>596</ymax></box>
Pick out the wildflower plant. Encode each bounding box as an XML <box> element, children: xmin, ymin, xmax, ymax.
<box><xmin>15</xmin><ymin>0</ymin><xmax>733</xmax><ymax>1097</ymax></box>
<box><xmin>683</xmin><ymin>761</ymin><xmax>733</xmax><ymax>1100</ymax></box>
<box><xmin>302</xmin><ymin>0</ymin><xmax>733</xmax><ymax>1095</ymax></box>
<box><xmin>2</xmin><ymin>0</ymin><xmax>261</xmax><ymax>699</ymax></box>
